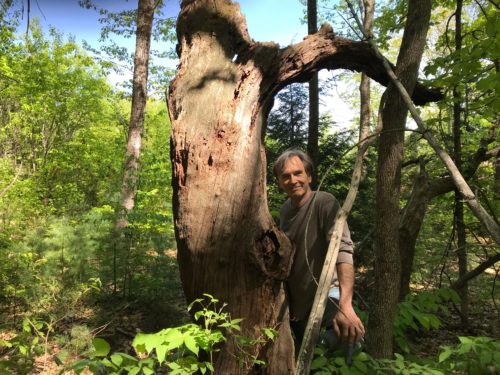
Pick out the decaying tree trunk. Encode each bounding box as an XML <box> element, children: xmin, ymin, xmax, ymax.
<box><xmin>168</xmin><ymin>0</ymin><xmax>440</xmax><ymax>371</ymax></box>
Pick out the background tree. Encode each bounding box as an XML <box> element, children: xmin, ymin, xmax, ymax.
<box><xmin>307</xmin><ymin>0</ymin><xmax>320</xmax><ymax>173</ymax></box>
<box><xmin>368</xmin><ymin>0</ymin><xmax>432</xmax><ymax>358</ymax></box>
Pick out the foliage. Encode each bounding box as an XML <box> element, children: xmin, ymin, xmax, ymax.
<box><xmin>0</xmin><ymin>17</ymin><xmax>175</xmax><ymax>320</ymax></box>
<box><xmin>81</xmin><ymin>0</ymin><xmax>177</xmax><ymax>96</ymax></box>
<box><xmin>69</xmin><ymin>294</ymin><xmax>277</xmax><ymax>374</ymax></box>
<box><xmin>0</xmin><ymin>318</ymin><xmax>47</xmax><ymax>375</ymax></box>
<box><xmin>394</xmin><ymin>288</ymin><xmax>459</xmax><ymax>353</ymax></box>
<box><xmin>311</xmin><ymin>336</ymin><xmax>500</xmax><ymax>375</ymax></box>
<box><xmin>438</xmin><ymin>336</ymin><xmax>500</xmax><ymax>374</ymax></box>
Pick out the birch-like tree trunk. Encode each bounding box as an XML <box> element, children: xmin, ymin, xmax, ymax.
<box><xmin>117</xmin><ymin>0</ymin><xmax>154</xmax><ymax>227</ymax></box>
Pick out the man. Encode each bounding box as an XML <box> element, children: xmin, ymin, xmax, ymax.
<box><xmin>273</xmin><ymin>149</ymin><xmax>365</xmax><ymax>349</ymax></box>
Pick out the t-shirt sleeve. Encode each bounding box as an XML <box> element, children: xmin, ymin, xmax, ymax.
<box><xmin>322</xmin><ymin>194</ymin><xmax>354</xmax><ymax>265</ymax></box>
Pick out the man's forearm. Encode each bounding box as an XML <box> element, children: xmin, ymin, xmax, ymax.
<box><xmin>337</xmin><ymin>262</ymin><xmax>355</xmax><ymax>308</ymax></box>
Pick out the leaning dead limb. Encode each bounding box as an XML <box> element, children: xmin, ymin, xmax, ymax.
<box><xmin>345</xmin><ymin>0</ymin><xmax>500</xmax><ymax>245</ymax></box>
<box><xmin>296</xmin><ymin>134</ymin><xmax>375</xmax><ymax>374</ymax></box>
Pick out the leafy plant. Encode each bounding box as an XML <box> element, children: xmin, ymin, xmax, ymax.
<box><xmin>0</xmin><ymin>318</ymin><xmax>49</xmax><ymax>375</ymax></box>
<box><xmin>438</xmin><ymin>336</ymin><xmax>500</xmax><ymax>375</ymax></box>
<box><xmin>69</xmin><ymin>294</ymin><xmax>276</xmax><ymax>374</ymax></box>
<box><xmin>394</xmin><ymin>288</ymin><xmax>459</xmax><ymax>352</ymax></box>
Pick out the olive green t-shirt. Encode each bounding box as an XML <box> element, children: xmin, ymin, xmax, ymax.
<box><xmin>279</xmin><ymin>191</ymin><xmax>354</xmax><ymax>322</ymax></box>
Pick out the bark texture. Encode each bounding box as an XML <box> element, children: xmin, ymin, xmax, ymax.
<box><xmin>168</xmin><ymin>0</ymin><xmax>441</xmax><ymax>371</ymax></box>
<box><xmin>369</xmin><ymin>0</ymin><xmax>432</xmax><ymax>358</ymax></box>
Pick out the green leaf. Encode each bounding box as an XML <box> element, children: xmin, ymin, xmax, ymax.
<box><xmin>91</xmin><ymin>338</ymin><xmax>110</xmax><ymax>357</ymax></box>
<box><xmin>163</xmin><ymin>328</ymin><xmax>184</xmax><ymax>350</ymax></box>
<box><xmin>133</xmin><ymin>333</ymin><xmax>162</xmax><ymax>354</ymax></box>
<box><xmin>110</xmin><ymin>353</ymin><xmax>123</xmax><ymax>366</ymax></box>
<box><xmin>184</xmin><ymin>334</ymin><xmax>199</xmax><ymax>355</ymax></box>
<box><xmin>458</xmin><ymin>336</ymin><xmax>473</xmax><ymax>345</ymax></box>
<box><xmin>438</xmin><ymin>349</ymin><xmax>452</xmax><ymax>363</ymax></box>
<box><xmin>311</xmin><ymin>356</ymin><xmax>328</xmax><ymax>370</ymax></box>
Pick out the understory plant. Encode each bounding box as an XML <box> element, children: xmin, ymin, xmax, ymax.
<box><xmin>311</xmin><ymin>336</ymin><xmax>499</xmax><ymax>375</ymax></box>
<box><xmin>69</xmin><ymin>294</ymin><xmax>277</xmax><ymax>374</ymax></box>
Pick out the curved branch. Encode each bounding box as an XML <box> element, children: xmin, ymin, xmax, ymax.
<box><xmin>451</xmin><ymin>252</ymin><xmax>500</xmax><ymax>290</ymax></box>
<box><xmin>275</xmin><ymin>24</ymin><xmax>442</xmax><ymax>105</ymax></box>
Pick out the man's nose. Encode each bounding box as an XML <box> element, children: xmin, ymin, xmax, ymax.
<box><xmin>290</xmin><ymin>175</ymin><xmax>297</xmax><ymax>184</ymax></box>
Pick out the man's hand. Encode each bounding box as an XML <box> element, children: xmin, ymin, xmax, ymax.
<box><xmin>332</xmin><ymin>304</ymin><xmax>365</xmax><ymax>344</ymax></box>
<box><xmin>334</xmin><ymin>263</ymin><xmax>365</xmax><ymax>344</ymax></box>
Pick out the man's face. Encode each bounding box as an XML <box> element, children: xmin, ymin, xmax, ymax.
<box><xmin>277</xmin><ymin>156</ymin><xmax>313</xmax><ymax>206</ymax></box>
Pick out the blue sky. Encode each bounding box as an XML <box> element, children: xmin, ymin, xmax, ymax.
<box><xmin>15</xmin><ymin>0</ymin><xmax>353</xmax><ymax>128</ymax></box>
<box><xmin>18</xmin><ymin>0</ymin><xmax>307</xmax><ymax>47</ymax></box>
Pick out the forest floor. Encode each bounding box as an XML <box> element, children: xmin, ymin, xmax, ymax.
<box><xmin>1</xmin><ymin>250</ymin><xmax>499</xmax><ymax>374</ymax></box>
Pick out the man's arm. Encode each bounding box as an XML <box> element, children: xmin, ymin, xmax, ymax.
<box><xmin>332</xmin><ymin>262</ymin><xmax>365</xmax><ymax>344</ymax></box>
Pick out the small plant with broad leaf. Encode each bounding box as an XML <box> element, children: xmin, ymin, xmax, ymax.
<box><xmin>69</xmin><ymin>294</ymin><xmax>277</xmax><ymax>374</ymax></box>
<box><xmin>438</xmin><ymin>336</ymin><xmax>500</xmax><ymax>374</ymax></box>
<box><xmin>394</xmin><ymin>288</ymin><xmax>459</xmax><ymax>352</ymax></box>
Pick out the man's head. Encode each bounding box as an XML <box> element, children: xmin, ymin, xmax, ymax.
<box><xmin>273</xmin><ymin>149</ymin><xmax>314</xmax><ymax>206</ymax></box>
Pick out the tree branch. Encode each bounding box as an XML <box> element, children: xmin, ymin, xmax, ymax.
<box><xmin>451</xmin><ymin>252</ymin><xmax>500</xmax><ymax>290</ymax></box>
<box><xmin>0</xmin><ymin>163</ymin><xmax>23</xmax><ymax>199</ymax></box>
<box><xmin>275</xmin><ymin>24</ymin><xmax>442</xmax><ymax>105</ymax></box>
<box><xmin>296</xmin><ymin>129</ymin><xmax>377</xmax><ymax>374</ymax></box>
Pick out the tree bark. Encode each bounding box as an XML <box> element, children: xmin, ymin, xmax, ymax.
<box><xmin>114</xmin><ymin>0</ymin><xmax>154</xmax><ymax>294</ymax></box>
<box><xmin>168</xmin><ymin>1</ymin><xmax>441</xmax><ymax>371</ymax></box>
<box><xmin>307</xmin><ymin>0</ymin><xmax>320</xmax><ymax>174</ymax></box>
<box><xmin>368</xmin><ymin>0</ymin><xmax>432</xmax><ymax>358</ymax></box>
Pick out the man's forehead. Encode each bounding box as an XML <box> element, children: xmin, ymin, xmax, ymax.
<box><xmin>282</xmin><ymin>156</ymin><xmax>305</xmax><ymax>171</ymax></box>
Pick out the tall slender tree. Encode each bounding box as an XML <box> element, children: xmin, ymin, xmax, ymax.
<box><xmin>368</xmin><ymin>0</ymin><xmax>432</xmax><ymax>358</ymax></box>
<box><xmin>307</xmin><ymin>0</ymin><xmax>319</xmax><ymax>174</ymax></box>
<box><xmin>452</xmin><ymin>0</ymin><xmax>468</xmax><ymax>325</ymax></box>
<box><xmin>114</xmin><ymin>0</ymin><xmax>155</xmax><ymax>294</ymax></box>
<box><xmin>117</xmin><ymin>0</ymin><xmax>155</xmax><ymax>227</ymax></box>
<box><xmin>359</xmin><ymin>0</ymin><xmax>374</xmax><ymax>146</ymax></box>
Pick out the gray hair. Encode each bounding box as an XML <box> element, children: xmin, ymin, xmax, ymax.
<box><xmin>273</xmin><ymin>149</ymin><xmax>314</xmax><ymax>179</ymax></box>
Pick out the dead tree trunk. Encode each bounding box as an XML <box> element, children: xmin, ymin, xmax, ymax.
<box><xmin>168</xmin><ymin>1</ymin><xmax>441</xmax><ymax>371</ymax></box>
